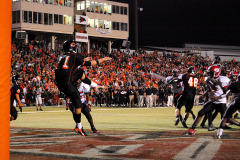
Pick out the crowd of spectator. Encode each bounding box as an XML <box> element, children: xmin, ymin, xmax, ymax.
<box><xmin>11</xmin><ymin>40</ymin><xmax>240</xmax><ymax>108</ymax></box>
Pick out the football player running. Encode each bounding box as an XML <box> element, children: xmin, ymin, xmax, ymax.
<box><xmin>217</xmin><ymin>74</ymin><xmax>240</xmax><ymax>138</ymax></box>
<box><xmin>184</xmin><ymin>65</ymin><xmax>230</xmax><ymax>135</ymax></box>
<box><xmin>175</xmin><ymin>67</ymin><xmax>197</xmax><ymax>128</ymax></box>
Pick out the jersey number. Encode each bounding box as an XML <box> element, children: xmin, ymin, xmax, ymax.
<box><xmin>188</xmin><ymin>77</ymin><xmax>198</xmax><ymax>88</ymax></box>
<box><xmin>62</xmin><ymin>56</ymin><xmax>70</xmax><ymax>69</ymax></box>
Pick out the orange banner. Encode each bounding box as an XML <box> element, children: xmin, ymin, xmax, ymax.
<box><xmin>0</xmin><ymin>0</ymin><xmax>11</xmax><ymax>159</ymax></box>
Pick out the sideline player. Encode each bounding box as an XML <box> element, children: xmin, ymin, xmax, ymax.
<box><xmin>175</xmin><ymin>67</ymin><xmax>197</xmax><ymax>128</ymax></box>
<box><xmin>55</xmin><ymin>40</ymin><xmax>111</xmax><ymax>136</ymax></box>
<box><xmin>184</xmin><ymin>65</ymin><xmax>230</xmax><ymax>135</ymax></box>
<box><xmin>217</xmin><ymin>74</ymin><xmax>240</xmax><ymax>138</ymax></box>
<box><xmin>10</xmin><ymin>75</ymin><xmax>24</xmax><ymax>121</ymax></box>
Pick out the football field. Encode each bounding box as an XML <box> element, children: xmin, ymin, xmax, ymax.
<box><xmin>10</xmin><ymin>106</ymin><xmax>240</xmax><ymax>159</ymax></box>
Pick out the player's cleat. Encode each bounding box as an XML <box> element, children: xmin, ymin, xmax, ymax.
<box><xmin>200</xmin><ymin>123</ymin><xmax>206</xmax><ymax>128</ymax></box>
<box><xmin>216</xmin><ymin>135</ymin><xmax>221</xmax><ymax>139</ymax></box>
<box><xmin>208</xmin><ymin>125</ymin><xmax>216</xmax><ymax>131</ymax></box>
<box><xmin>175</xmin><ymin>117</ymin><xmax>180</xmax><ymax>126</ymax></box>
<box><xmin>181</xmin><ymin>120</ymin><xmax>188</xmax><ymax>128</ymax></box>
<box><xmin>91</xmin><ymin>126</ymin><xmax>98</xmax><ymax>133</ymax></box>
<box><xmin>183</xmin><ymin>129</ymin><xmax>195</xmax><ymax>135</ymax></box>
<box><xmin>74</xmin><ymin>127</ymin><xmax>87</xmax><ymax>136</ymax></box>
<box><xmin>37</xmin><ymin>109</ymin><xmax>38</xmax><ymax>111</ymax></box>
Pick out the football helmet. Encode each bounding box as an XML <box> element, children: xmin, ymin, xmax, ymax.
<box><xmin>12</xmin><ymin>74</ymin><xmax>21</xmax><ymax>84</ymax></box>
<box><xmin>172</xmin><ymin>68</ymin><xmax>179</xmax><ymax>77</ymax></box>
<box><xmin>229</xmin><ymin>71</ymin><xmax>238</xmax><ymax>82</ymax></box>
<box><xmin>188</xmin><ymin>66</ymin><xmax>195</xmax><ymax>74</ymax></box>
<box><xmin>209</xmin><ymin>65</ymin><xmax>221</xmax><ymax>78</ymax></box>
<box><xmin>63</xmin><ymin>40</ymin><xmax>76</xmax><ymax>53</ymax></box>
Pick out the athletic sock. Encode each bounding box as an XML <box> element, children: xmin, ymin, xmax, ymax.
<box><xmin>191</xmin><ymin>124</ymin><xmax>197</xmax><ymax>130</ymax></box>
<box><xmin>217</xmin><ymin>128</ymin><xmax>223</xmax><ymax>137</ymax></box>
<box><xmin>76</xmin><ymin>122</ymin><xmax>82</xmax><ymax>129</ymax></box>
<box><xmin>73</xmin><ymin>113</ymin><xmax>81</xmax><ymax>124</ymax></box>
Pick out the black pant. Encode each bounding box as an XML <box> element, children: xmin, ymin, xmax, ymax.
<box><xmin>55</xmin><ymin>80</ymin><xmax>82</xmax><ymax>109</ymax></box>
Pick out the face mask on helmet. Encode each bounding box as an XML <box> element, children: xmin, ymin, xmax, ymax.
<box><xmin>209</xmin><ymin>65</ymin><xmax>221</xmax><ymax>78</ymax></box>
<box><xmin>63</xmin><ymin>40</ymin><xmax>76</xmax><ymax>53</ymax></box>
<box><xmin>188</xmin><ymin>67</ymin><xmax>195</xmax><ymax>74</ymax></box>
<box><xmin>12</xmin><ymin>75</ymin><xmax>21</xmax><ymax>85</ymax></box>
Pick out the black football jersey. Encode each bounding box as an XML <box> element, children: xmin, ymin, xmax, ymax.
<box><xmin>55</xmin><ymin>53</ymin><xmax>87</xmax><ymax>83</ymax></box>
<box><xmin>182</xmin><ymin>73</ymin><xmax>198</xmax><ymax>93</ymax></box>
<box><xmin>10</xmin><ymin>84</ymin><xmax>21</xmax><ymax>105</ymax></box>
<box><xmin>229</xmin><ymin>81</ymin><xmax>240</xmax><ymax>95</ymax></box>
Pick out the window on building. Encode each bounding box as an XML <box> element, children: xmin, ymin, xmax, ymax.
<box><xmin>124</xmin><ymin>7</ymin><xmax>127</xmax><ymax>15</ymax></box>
<box><xmin>54</xmin><ymin>14</ymin><xmax>59</xmax><ymax>23</ymax></box>
<box><xmin>112</xmin><ymin>5</ymin><xmax>116</xmax><ymax>13</ymax></box>
<box><xmin>90</xmin><ymin>1</ymin><xmax>95</xmax><ymax>12</ymax></box>
<box><xmin>49</xmin><ymin>14</ymin><xmax>53</xmax><ymax>25</ymax></box>
<box><xmin>121</xmin><ymin>23</ymin><xmax>128</xmax><ymax>31</ymax></box>
<box><xmin>23</xmin><ymin>11</ymin><xmax>28</xmax><ymax>22</ymax></box>
<box><xmin>98</xmin><ymin>3</ymin><xmax>104</xmax><ymax>14</ymax></box>
<box><xmin>29</xmin><ymin>11</ymin><xmax>32</xmax><ymax>23</ymax></box>
<box><xmin>88</xmin><ymin>18</ymin><xmax>94</xmax><ymax>28</ymax></box>
<box><xmin>12</xmin><ymin>11</ymin><xmax>20</xmax><ymax>24</ymax></box>
<box><xmin>120</xmin><ymin>6</ymin><xmax>124</xmax><ymax>15</ymax></box>
<box><xmin>86</xmin><ymin>1</ymin><xmax>90</xmax><ymax>12</ymax></box>
<box><xmin>44</xmin><ymin>13</ymin><xmax>48</xmax><ymax>25</ymax></box>
<box><xmin>64</xmin><ymin>0</ymin><xmax>72</xmax><ymax>7</ymax></box>
<box><xmin>113</xmin><ymin>22</ymin><xmax>119</xmax><ymax>30</ymax></box>
<box><xmin>12</xmin><ymin>0</ymin><xmax>20</xmax><ymax>2</ymax></box>
<box><xmin>24</xmin><ymin>0</ymin><xmax>31</xmax><ymax>2</ymax></box>
<box><xmin>104</xmin><ymin>20</ymin><xmax>111</xmax><ymax>29</ymax></box>
<box><xmin>107</xmin><ymin>4</ymin><xmax>112</xmax><ymax>15</ymax></box>
<box><xmin>33</xmin><ymin>12</ymin><xmax>37</xmax><ymax>24</ymax></box>
<box><xmin>59</xmin><ymin>15</ymin><xmax>63</xmax><ymax>24</ymax></box>
<box><xmin>116</xmin><ymin>6</ymin><xmax>119</xmax><ymax>14</ymax></box>
<box><xmin>64</xmin><ymin>15</ymin><xmax>72</xmax><ymax>25</ymax></box>
<box><xmin>98</xmin><ymin>20</ymin><xmax>104</xmax><ymax>28</ymax></box>
<box><xmin>95</xmin><ymin>2</ymin><xmax>99</xmax><ymax>13</ymax></box>
<box><xmin>38</xmin><ymin>12</ymin><xmax>42</xmax><ymax>24</ymax></box>
<box><xmin>95</xmin><ymin>19</ymin><xmax>98</xmax><ymax>28</ymax></box>
<box><xmin>47</xmin><ymin>0</ymin><xmax>53</xmax><ymax>4</ymax></box>
<box><xmin>77</xmin><ymin>1</ymin><xmax>85</xmax><ymax>10</ymax></box>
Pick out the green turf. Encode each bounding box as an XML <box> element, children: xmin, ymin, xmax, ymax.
<box><xmin>10</xmin><ymin>105</ymin><xmax>238</xmax><ymax>132</ymax></box>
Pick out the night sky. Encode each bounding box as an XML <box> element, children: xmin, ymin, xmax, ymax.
<box><xmin>113</xmin><ymin>0</ymin><xmax>240</xmax><ymax>48</ymax></box>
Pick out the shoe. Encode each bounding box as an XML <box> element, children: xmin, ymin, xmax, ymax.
<box><xmin>40</xmin><ymin>109</ymin><xmax>43</xmax><ymax>111</ymax></box>
<box><xmin>91</xmin><ymin>126</ymin><xmax>98</xmax><ymax>133</ymax></box>
<box><xmin>175</xmin><ymin>117</ymin><xmax>180</xmax><ymax>126</ymax></box>
<box><xmin>208</xmin><ymin>125</ymin><xmax>216</xmax><ymax>131</ymax></box>
<box><xmin>183</xmin><ymin>129</ymin><xmax>195</xmax><ymax>135</ymax></box>
<box><xmin>216</xmin><ymin>135</ymin><xmax>221</xmax><ymax>139</ymax></box>
<box><xmin>223</xmin><ymin>125</ymin><xmax>232</xmax><ymax>129</ymax></box>
<box><xmin>74</xmin><ymin>127</ymin><xmax>87</xmax><ymax>136</ymax></box>
<box><xmin>37</xmin><ymin>109</ymin><xmax>38</xmax><ymax>111</ymax></box>
<box><xmin>200</xmin><ymin>124</ymin><xmax>206</xmax><ymax>128</ymax></box>
<box><xmin>181</xmin><ymin>120</ymin><xmax>188</xmax><ymax>128</ymax></box>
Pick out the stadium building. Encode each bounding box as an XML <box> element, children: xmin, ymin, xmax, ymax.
<box><xmin>12</xmin><ymin>0</ymin><xmax>129</xmax><ymax>53</ymax></box>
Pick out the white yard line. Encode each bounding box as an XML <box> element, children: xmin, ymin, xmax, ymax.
<box><xmin>173</xmin><ymin>136</ymin><xmax>222</xmax><ymax>160</ymax></box>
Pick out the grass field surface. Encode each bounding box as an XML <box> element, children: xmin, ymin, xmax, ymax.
<box><xmin>11</xmin><ymin>105</ymin><xmax>236</xmax><ymax>134</ymax></box>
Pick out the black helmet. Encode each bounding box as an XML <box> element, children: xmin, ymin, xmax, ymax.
<box><xmin>12</xmin><ymin>74</ymin><xmax>20</xmax><ymax>84</ymax></box>
<box><xmin>188</xmin><ymin>66</ymin><xmax>195</xmax><ymax>74</ymax></box>
<box><xmin>172</xmin><ymin>68</ymin><xmax>179</xmax><ymax>77</ymax></box>
<box><xmin>63</xmin><ymin>40</ymin><xmax>76</xmax><ymax>53</ymax></box>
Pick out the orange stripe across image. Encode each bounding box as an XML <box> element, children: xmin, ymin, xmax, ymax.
<box><xmin>0</xmin><ymin>0</ymin><xmax>11</xmax><ymax>159</ymax></box>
